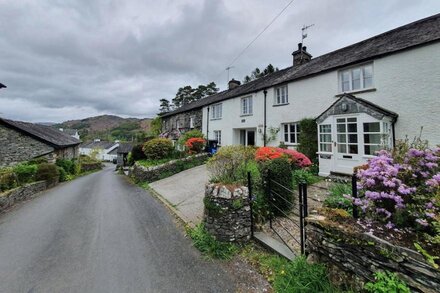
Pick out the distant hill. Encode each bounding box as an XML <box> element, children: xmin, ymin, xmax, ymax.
<box><xmin>54</xmin><ymin>115</ymin><xmax>153</xmax><ymax>142</ymax></box>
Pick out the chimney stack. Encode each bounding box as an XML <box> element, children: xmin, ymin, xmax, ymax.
<box><xmin>228</xmin><ymin>79</ymin><xmax>241</xmax><ymax>90</ymax></box>
<box><xmin>292</xmin><ymin>43</ymin><xmax>312</xmax><ymax>67</ymax></box>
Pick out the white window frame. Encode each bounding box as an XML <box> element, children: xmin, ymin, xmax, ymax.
<box><xmin>189</xmin><ymin>116</ymin><xmax>194</xmax><ymax>128</ymax></box>
<box><xmin>318</xmin><ymin>124</ymin><xmax>332</xmax><ymax>153</ymax></box>
<box><xmin>339</xmin><ymin>63</ymin><xmax>374</xmax><ymax>93</ymax></box>
<box><xmin>274</xmin><ymin>85</ymin><xmax>288</xmax><ymax>105</ymax></box>
<box><xmin>282</xmin><ymin>122</ymin><xmax>300</xmax><ymax>145</ymax></box>
<box><xmin>214</xmin><ymin>130</ymin><xmax>222</xmax><ymax>145</ymax></box>
<box><xmin>241</xmin><ymin>96</ymin><xmax>253</xmax><ymax>116</ymax></box>
<box><xmin>211</xmin><ymin>104</ymin><xmax>222</xmax><ymax>120</ymax></box>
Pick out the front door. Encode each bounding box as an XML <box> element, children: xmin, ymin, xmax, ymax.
<box><xmin>239</xmin><ymin>129</ymin><xmax>256</xmax><ymax>146</ymax></box>
<box><xmin>247</xmin><ymin>130</ymin><xmax>255</xmax><ymax>146</ymax></box>
<box><xmin>333</xmin><ymin>116</ymin><xmax>362</xmax><ymax>174</ymax></box>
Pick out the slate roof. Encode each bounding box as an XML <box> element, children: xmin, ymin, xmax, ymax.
<box><xmin>80</xmin><ymin>141</ymin><xmax>117</xmax><ymax>150</ymax></box>
<box><xmin>0</xmin><ymin>118</ymin><xmax>81</xmax><ymax>148</ymax></box>
<box><xmin>117</xmin><ymin>143</ymin><xmax>133</xmax><ymax>154</ymax></box>
<box><xmin>161</xmin><ymin>13</ymin><xmax>440</xmax><ymax>118</ymax></box>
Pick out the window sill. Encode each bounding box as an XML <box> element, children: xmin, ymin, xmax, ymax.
<box><xmin>317</xmin><ymin>152</ymin><xmax>333</xmax><ymax>155</ymax></box>
<box><xmin>240</xmin><ymin>114</ymin><xmax>253</xmax><ymax>117</ymax></box>
<box><xmin>210</xmin><ymin>118</ymin><xmax>222</xmax><ymax>121</ymax></box>
<box><xmin>335</xmin><ymin>88</ymin><xmax>376</xmax><ymax>97</ymax></box>
<box><xmin>273</xmin><ymin>103</ymin><xmax>289</xmax><ymax>107</ymax></box>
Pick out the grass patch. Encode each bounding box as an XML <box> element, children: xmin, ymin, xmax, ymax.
<box><xmin>137</xmin><ymin>157</ymin><xmax>176</xmax><ymax>167</ymax></box>
<box><xmin>241</xmin><ymin>244</ymin><xmax>342</xmax><ymax>293</ymax></box>
<box><xmin>324</xmin><ymin>183</ymin><xmax>353</xmax><ymax>213</ymax></box>
<box><xmin>186</xmin><ymin>223</ymin><xmax>238</xmax><ymax>260</ymax></box>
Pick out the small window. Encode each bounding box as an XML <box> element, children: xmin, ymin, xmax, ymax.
<box><xmin>363</xmin><ymin>122</ymin><xmax>382</xmax><ymax>155</ymax></box>
<box><xmin>214</xmin><ymin>130</ymin><xmax>222</xmax><ymax>145</ymax></box>
<box><xmin>211</xmin><ymin>104</ymin><xmax>222</xmax><ymax>119</ymax></box>
<box><xmin>339</xmin><ymin>64</ymin><xmax>373</xmax><ymax>92</ymax></box>
<box><xmin>189</xmin><ymin>117</ymin><xmax>195</xmax><ymax>129</ymax></box>
<box><xmin>241</xmin><ymin>96</ymin><xmax>253</xmax><ymax>115</ymax></box>
<box><xmin>274</xmin><ymin>85</ymin><xmax>288</xmax><ymax>105</ymax></box>
<box><xmin>319</xmin><ymin>124</ymin><xmax>332</xmax><ymax>152</ymax></box>
<box><xmin>282</xmin><ymin>123</ymin><xmax>300</xmax><ymax>144</ymax></box>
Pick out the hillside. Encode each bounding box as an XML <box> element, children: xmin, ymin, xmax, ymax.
<box><xmin>55</xmin><ymin>115</ymin><xmax>153</xmax><ymax>142</ymax></box>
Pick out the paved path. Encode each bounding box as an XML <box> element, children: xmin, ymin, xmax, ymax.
<box><xmin>0</xmin><ymin>165</ymin><xmax>234</xmax><ymax>293</ymax></box>
<box><xmin>149</xmin><ymin>165</ymin><xmax>208</xmax><ymax>226</ymax></box>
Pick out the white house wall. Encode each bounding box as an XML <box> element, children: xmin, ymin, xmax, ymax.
<box><xmin>202</xmin><ymin>42</ymin><xmax>440</xmax><ymax>147</ymax></box>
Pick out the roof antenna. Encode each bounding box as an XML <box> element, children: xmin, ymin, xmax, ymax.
<box><xmin>226</xmin><ymin>66</ymin><xmax>234</xmax><ymax>84</ymax></box>
<box><xmin>301</xmin><ymin>24</ymin><xmax>314</xmax><ymax>45</ymax></box>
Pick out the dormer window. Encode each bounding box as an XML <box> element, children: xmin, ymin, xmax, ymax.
<box><xmin>339</xmin><ymin>64</ymin><xmax>373</xmax><ymax>92</ymax></box>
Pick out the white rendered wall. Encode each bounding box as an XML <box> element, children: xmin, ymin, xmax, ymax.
<box><xmin>202</xmin><ymin>42</ymin><xmax>440</xmax><ymax>147</ymax></box>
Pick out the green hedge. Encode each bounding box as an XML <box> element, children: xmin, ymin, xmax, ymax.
<box><xmin>143</xmin><ymin>138</ymin><xmax>174</xmax><ymax>160</ymax></box>
<box><xmin>297</xmin><ymin>118</ymin><xmax>318</xmax><ymax>162</ymax></box>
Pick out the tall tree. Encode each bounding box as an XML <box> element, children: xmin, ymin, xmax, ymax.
<box><xmin>159</xmin><ymin>99</ymin><xmax>171</xmax><ymax>114</ymax></box>
<box><xmin>243</xmin><ymin>64</ymin><xmax>279</xmax><ymax>84</ymax></box>
<box><xmin>170</xmin><ymin>82</ymin><xmax>219</xmax><ymax>109</ymax></box>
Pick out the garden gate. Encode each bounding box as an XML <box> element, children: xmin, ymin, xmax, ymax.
<box><xmin>248</xmin><ymin>171</ymin><xmax>308</xmax><ymax>255</ymax></box>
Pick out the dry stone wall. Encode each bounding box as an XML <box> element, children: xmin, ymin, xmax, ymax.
<box><xmin>203</xmin><ymin>184</ymin><xmax>251</xmax><ymax>243</ymax></box>
<box><xmin>306</xmin><ymin>215</ymin><xmax>440</xmax><ymax>293</ymax></box>
<box><xmin>0</xmin><ymin>181</ymin><xmax>47</xmax><ymax>212</ymax></box>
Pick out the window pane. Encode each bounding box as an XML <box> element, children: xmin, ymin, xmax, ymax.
<box><xmin>338</xmin><ymin>144</ymin><xmax>347</xmax><ymax>153</ymax></box>
<box><xmin>290</xmin><ymin>124</ymin><xmax>295</xmax><ymax>133</ymax></box>
<box><xmin>349</xmin><ymin>144</ymin><xmax>358</xmax><ymax>154</ymax></box>
<box><xmin>363</xmin><ymin>122</ymin><xmax>380</xmax><ymax>132</ymax></box>
<box><xmin>347</xmin><ymin>117</ymin><xmax>357</xmax><ymax>122</ymax></box>
<box><xmin>364</xmin><ymin>134</ymin><xmax>381</xmax><ymax>144</ymax></box>
<box><xmin>364</xmin><ymin>77</ymin><xmax>373</xmax><ymax>88</ymax></box>
<box><xmin>363</xmin><ymin>66</ymin><xmax>373</xmax><ymax>88</ymax></box>
<box><xmin>320</xmin><ymin>124</ymin><xmax>331</xmax><ymax>133</ymax></box>
<box><xmin>284</xmin><ymin>133</ymin><xmax>289</xmax><ymax>142</ymax></box>
<box><xmin>337</xmin><ymin>134</ymin><xmax>346</xmax><ymax>143</ymax></box>
<box><xmin>320</xmin><ymin>134</ymin><xmax>331</xmax><ymax>142</ymax></box>
<box><xmin>336</xmin><ymin>118</ymin><xmax>345</xmax><ymax>123</ymax></box>
<box><xmin>365</xmin><ymin>144</ymin><xmax>380</xmax><ymax>155</ymax></box>
<box><xmin>284</xmin><ymin>124</ymin><xmax>288</xmax><ymax>133</ymax></box>
<box><xmin>347</xmin><ymin>123</ymin><xmax>357</xmax><ymax>133</ymax></box>
<box><xmin>296</xmin><ymin>124</ymin><xmax>300</xmax><ymax>133</ymax></box>
<box><xmin>321</xmin><ymin>143</ymin><xmax>332</xmax><ymax>152</ymax></box>
<box><xmin>348</xmin><ymin>134</ymin><xmax>358</xmax><ymax>143</ymax></box>
<box><xmin>352</xmin><ymin>68</ymin><xmax>361</xmax><ymax>90</ymax></box>
<box><xmin>249</xmin><ymin>98</ymin><xmax>253</xmax><ymax>114</ymax></box>
<box><xmin>290</xmin><ymin>134</ymin><xmax>295</xmax><ymax>143</ymax></box>
<box><xmin>337</xmin><ymin>124</ymin><xmax>346</xmax><ymax>133</ymax></box>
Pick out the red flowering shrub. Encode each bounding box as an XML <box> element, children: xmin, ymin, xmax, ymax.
<box><xmin>277</xmin><ymin>148</ymin><xmax>312</xmax><ymax>168</ymax></box>
<box><xmin>255</xmin><ymin>146</ymin><xmax>311</xmax><ymax>169</ymax></box>
<box><xmin>185</xmin><ymin>137</ymin><xmax>206</xmax><ymax>154</ymax></box>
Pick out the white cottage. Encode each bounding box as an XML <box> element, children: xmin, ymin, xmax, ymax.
<box><xmin>164</xmin><ymin>14</ymin><xmax>440</xmax><ymax>176</ymax></box>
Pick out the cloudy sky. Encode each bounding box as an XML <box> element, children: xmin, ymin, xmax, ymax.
<box><xmin>0</xmin><ymin>0</ymin><xmax>439</xmax><ymax>122</ymax></box>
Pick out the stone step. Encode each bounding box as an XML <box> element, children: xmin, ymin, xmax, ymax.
<box><xmin>253</xmin><ymin>232</ymin><xmax>296</xmax><ymax>261</ymax></box>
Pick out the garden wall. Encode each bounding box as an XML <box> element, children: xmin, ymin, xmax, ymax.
<box><xmin>0</xmin><ymin>181</ymin><xmax>47</xmax><ymax>212</ymax></box>
<box><xmin>306</xmin><ymin>215</ymin><xmax>440</xmax><ymax>293</ymax></box>
<box><xmin>131</xmin><ymin>153</ymin><xmax>209</xmax><ymax>183</ymax></box>
<box><xmin>80</xmin><ymin>162</ymin><xmax>103</xmax><ymax>172</ymax></box>
<box><xmin>204</xmin><ymin>184</ymin><xmax>251</xmax><ymax>242</ymax></box>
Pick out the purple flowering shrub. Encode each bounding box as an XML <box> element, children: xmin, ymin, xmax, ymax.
<box><xmin>353</xmin><ymin>141</ymin><xmax>439</xmax><ymax>236</ymax></box>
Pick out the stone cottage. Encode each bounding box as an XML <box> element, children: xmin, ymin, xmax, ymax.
<box><xmin>159</xmin><ymin>106</ymin><xmax>203</xmax><ymax>140</ymax></box>
<box><xmin>0</xmin><ymin>118</ymin><xmax>81</xmax><ymax>167</ymax></box>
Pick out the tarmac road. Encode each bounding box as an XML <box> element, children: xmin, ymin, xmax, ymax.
<box><xmin>0</xmin><ymin>165</ymin><xmax>235</xmax><ymax>293</ymax></box>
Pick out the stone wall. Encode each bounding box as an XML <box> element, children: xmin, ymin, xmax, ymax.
<box><xmin>0</xmin><ymin>124</ymin><xmax>54</xmax><ymax>168</ymax></box>
<box><xmin>55</xmin><ymin>145</ymin><xmax>79</xmax><ymax>160</ymax></box>
<box><xmin>162</xmin><ymin>109</ymin><xmax>203</xmax><ymax>134</ymax></box>
<box><xmin>306</xmin><ymin>215</ymin><xmax>440</xmax><ymax>293</ymax></box>
<box><xmin>203</xmin><ymin>184</ymin><xmax>251</xmax><ymax>243</ymax></box>
<box><xmin>131</xmin><ymin>153</ymin><xmax>208</xmax><ymax>183</ymax></box>
<box><xmin>80</xmin><ymin>162</ymin><xmax>103</xmax><ymax>172</ymax></box>
<box><xmin>0</xmin><ymin>181</ymin><xmax>47</xmax><ymax>212</ymax></box>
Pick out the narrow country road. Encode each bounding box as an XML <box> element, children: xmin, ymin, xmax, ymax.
<box><xmin>0</xmin><ymin>165</ymin><xmax>235</xmax><ymax>293</ymax></box>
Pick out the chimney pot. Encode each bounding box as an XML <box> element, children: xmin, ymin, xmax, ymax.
<box><xmin>303</xmin><ymin>46</ymin><xmax>307</xmax><ymax>52</ymax></box>
<box><xmin>298</xmin><ymin>43</ymin><xmax>302</xmax><ymax>50</ymax></box>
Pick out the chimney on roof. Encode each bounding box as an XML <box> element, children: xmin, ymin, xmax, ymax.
<box><xmin>228</xmin><ymin>79</ymin><xmax>241</xmax><ymax>90</ymax></box>
<box><xmin>292</xmin><ymin>43</ymin><xmax>312</xmax><ymax>67</ymax></box>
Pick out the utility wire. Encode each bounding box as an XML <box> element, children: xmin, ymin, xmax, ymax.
<box><xmin>214</xmin><ymin>0</ymin><xmax>296</xmax><ymax>82</ymax></box>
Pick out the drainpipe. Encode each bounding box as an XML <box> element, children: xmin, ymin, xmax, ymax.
<box><xmin>391</xmin><ymin>117</ymin><xmax>397</xmax><ymax>147</ymax></box>
<box><xmin>263</xmin><ymin>89</ymin><xmax>267</xmax><ymax>146</ymax></box>
<box><xmin>206</xmin><ymin>107</ymin><xmax>210</xmax><ymax>142</ymax></box>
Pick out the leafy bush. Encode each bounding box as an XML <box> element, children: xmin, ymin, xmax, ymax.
<box><xmin>297</xmin><ymin>118</ymin><xmax>318</xmax><ymax>162</ymax></box>
<box><xmin>178</xmin><ymin>129</ymin><xmax>204</xmax><ymax>147</ymax></box>
<box><xmin>56</xmin><ymin>159</ymin><xmax>76</xmax><ymax>175</ymax></box>
<box><xmin>142</xmin><ymin>138</ymin><xmax>174</xmax><ymax>160</ymax></box>
<box><xmin>130</xmin><ymin>144</ymin><xmax>147</xmax><ymax>162</ymax></box>
<box><xmin>185</xmin><ymin>137</ymin><xmax>206</xmax><ymax>154</ymax></box>
<box><xmin>35</xmin><ymin>163</ymin><xmax>59</xmax><ymax>184</ymax></box>
<box><xmin>0</xmin><ymin>168</ymin><xmax>18</xmax><ymax>192</ymax></box>
<box><xmin>364</xmin><ymin>271</ymin><xmax>410</xmax><ymax>293</ymax></box>
<box><xmin>186</xmin><ymin>223</ymin><xmax>238</xmax><ymax>260</ymax></box>
<box><xmin>261</xmin><ymin>158</ymin><xmax>293</xmax><ymax>215</ymax></box>
<box><xmin>13</xmin><ymin>163</ymin><xmax>38</xmax><ymax>184</ymax></box>
<box><xmin>292</xmin><ymin>169</ymin><xmax>320</xmax><ymax>187</ymax></box>
<box><xmin>207</xmin><ymin>145</ymin><xmax>255</xmax><ymax>184</ymax></box>
<box><xmin>324</xmin><ymin>183</ymin><xmax>353</xmax><ymax>213</ymax></box>
<box><xmin>57</xmin><ymin>166</ymin><xmax>68</xmax><ymax>182</ymax></box>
